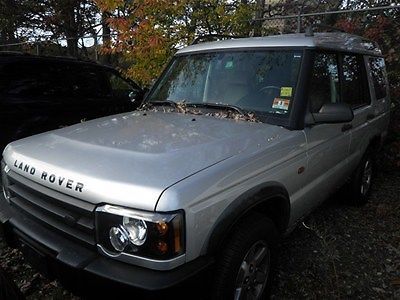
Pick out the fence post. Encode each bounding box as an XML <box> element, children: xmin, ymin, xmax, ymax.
<box><xmin>36</xmin><ymin>43</ymin><xmax>40</xmax><ymax>55</ymax></box>
<box><xmin>297</xmin><ymin>10</ymin><xmax>302</xmax><ymax>33</ymax></box>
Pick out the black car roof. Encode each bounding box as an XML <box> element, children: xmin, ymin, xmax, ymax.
<box><xmin>0</xmin><ymin>51</ymin><xmax>113</xmax><ymax>69</ymax></box>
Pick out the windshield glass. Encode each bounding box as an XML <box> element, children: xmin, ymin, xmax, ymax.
<box><xmin>148</xmin><ymin>50</ymin><xmax>303</xmax><ymax>119</ymax></box>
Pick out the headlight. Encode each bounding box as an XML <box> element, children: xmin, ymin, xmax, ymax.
<box><xmin>95</xmin><ymin>205</ymin><xmax>185</xmax><ymax>260</ymax></box>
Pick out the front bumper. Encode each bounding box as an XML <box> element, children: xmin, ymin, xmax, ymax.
<box><xmin>0</xmin><ymin>194</ymin><xmax>213</xmax><ymax>291</ymax></box>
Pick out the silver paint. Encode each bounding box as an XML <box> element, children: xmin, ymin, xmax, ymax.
<box><xmin>1</xmin><ymin>33</ymin><xmax>391</xmax><ymax>271</ymax></box>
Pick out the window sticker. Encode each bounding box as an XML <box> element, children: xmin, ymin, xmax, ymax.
<box><xmin>272</xmin><ymin>98</ymin><xmax>290</xmax><ymax>110</ymax></box>
<box><xmin>225</xmin><ymin>61</ymin><xmax>234</xmax><ymax>69</ymax></box>
<box><xmin>280</xmin><ymin>87</ymin><xmax>293</xmax><ymax>97</ymax></box>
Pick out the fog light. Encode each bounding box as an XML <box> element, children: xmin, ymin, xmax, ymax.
<box><xmin>109</xmin><ymin>226</ymin><xmax>129</xmax><ymax>252</ymax></box>
<box><xmin>123</xmin><ymin>217</ymin><xmax>147</xmax><ymax>246</ymax></box>
<box><xmin>156</xmin><ymin>241</ymin><xmax>168</xmax><ymax>254</ymax></box>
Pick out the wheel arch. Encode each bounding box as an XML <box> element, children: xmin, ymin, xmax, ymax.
<box><xmin>202</xmin><ymin>182</ymin><xmax>290</xmax><ymax>255</ymax></box>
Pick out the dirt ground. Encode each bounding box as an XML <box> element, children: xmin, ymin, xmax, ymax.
<box><xmin>271</xmin><ymin>170</ymin><xmax>400</xmax><ymax>299</ymax></box>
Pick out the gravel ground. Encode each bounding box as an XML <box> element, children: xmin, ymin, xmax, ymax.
<box><xmin>0</xmin><ymin>169</ymin><xmax>399</xmax><ymax>299</ymax></box>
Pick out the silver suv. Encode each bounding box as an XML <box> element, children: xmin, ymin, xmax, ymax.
<box><xmin>0</xmin><ymin>32</ymin><xmax>390</xmax><ymax>299</ymax></box>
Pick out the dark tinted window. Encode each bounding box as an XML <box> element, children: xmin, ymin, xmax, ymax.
<box><xmin>69</xmin><ymin>65</ymin><xmax>109</xmax><ymax>98</ymax></box>
<box><xmin>0</xmin><ymin>61</ymin><xmax>109</xmax><ymax>98</ymax></box>
<box><xmin>0</xmin><ymin>62</ymin><xmax>67</xmax><ymax>97</ymax></box>
<box><xmin>342</xmin><ymin>55</ymin><xmax>371</xmax><ymax>109</ymax></box>
<box><xmin>369</xmin><ymin>57</ymin><xmax>387</xmax><ymax>99</ymax></box>
<box><xmin>309</xmin><ymin>53</ymin><xmax>340</xmax><ymax>113</ymax></box>
<box><xmin>105</xmin><ymin>71</ymin><xmax>140</xmax><ymax>100</ymax></box>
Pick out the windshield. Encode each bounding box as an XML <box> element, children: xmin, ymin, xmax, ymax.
<box><xmin>148</xmin><ymin>50</ymin><xmax>303</xmax><ymax>120</ymax></box>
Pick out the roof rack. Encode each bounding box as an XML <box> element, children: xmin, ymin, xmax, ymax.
<box><xmin>191</xmin><ymin>34</ymin><xmax>245</xmax><ymax>45</ymax></box>
<box><xmin>305</xmin><ymin>23</ymin><xmax>345</xmax><ymax>36</ymax></box>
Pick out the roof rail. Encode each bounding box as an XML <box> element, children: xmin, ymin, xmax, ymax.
<box><xmin>305</xmin><ymin>24</ymin><xmax>345</xmax><ymax>36</ymax></box>
<box><xmin>191</xmin><ymin>34</ymin><xmax>245</xmax><ymax>45</ymax></box>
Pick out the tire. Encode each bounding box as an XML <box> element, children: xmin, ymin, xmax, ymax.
<box><xmin>347</xmin><ymin>150</ymin><xmax>374</xmax><ymax>205</ymax></box>
<box><xmin>212</xmin><ymin>214</ymin><xmax>278</xmax><ymax>300</ymax></box>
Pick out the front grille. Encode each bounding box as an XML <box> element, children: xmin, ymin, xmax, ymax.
<box><xmin>5</xmin><ymin>170</ymin><xmax>96</xmax><ymax>248</ymax></box>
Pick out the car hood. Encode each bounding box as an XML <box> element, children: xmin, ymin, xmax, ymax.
<box><xmin>3</xmin><ymin>110</ymin><xmax>287</xmax><ymax>211</ymax></box>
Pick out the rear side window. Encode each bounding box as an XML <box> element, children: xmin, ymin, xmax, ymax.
<box><xmin>308</xmin><ymin>53</ymin><xmax>340</xmax><ymax>113</ymax></box>
<box><xmin>369</xmin><ymin>57</ymin><xmax>387</xmax><ymax>100</ymax></box>
<box><xmin>342</xmin><ymin>55</ymin><xmax>371</xmax><ymax>109</ymax></box>
<box><xmin>0</xmin><ymin>62</ymin><xmax>66</xmax><ymax>97</ymax></box>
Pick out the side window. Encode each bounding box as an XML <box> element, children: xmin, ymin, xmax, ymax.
<box><xmin>309</xmin><ymin>53</ymin><xmax>340</xmax><ymax>113</ymax></box>
<box><xmin>69</xmin><ymin>66</ymin><xmax>109</xmax><ymax>98</ymax></box>
<box><xmin>108</xmin><ymin>72</ymin><xmax>139</xmax><ymax>95</ymax></box>
<box><xmin>0</xmin><ymin>62</ymin><xmax>68</xmax><ymax>98</ymax></box>
<box><xmin>369</xmin><ymin>57</ymin><xmax>387</xmax><ymax>100</ymax></box>
<box><xmin>342</xmin><ymin>55</ymin><xmax>371</xmax><ymax>109</ymax></box>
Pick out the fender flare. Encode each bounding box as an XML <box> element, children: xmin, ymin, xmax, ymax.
<box><xmin>202</xmin><ymin>181</ymin><xmax>290</xmax><ymax>255</ymax></box>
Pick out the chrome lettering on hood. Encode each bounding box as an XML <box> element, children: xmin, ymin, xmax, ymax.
<box><xmin>13</xmin><ymin>160</ymin><xmax>84</xmax><ymax>193</ymax></box>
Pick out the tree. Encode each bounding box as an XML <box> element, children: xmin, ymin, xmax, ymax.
<box><xmin>35</xmin><ymin>0</ymin><xmax>100</xmax><ymax>56</ymax></box>
<box><xmin>95</xmin><ymin>0</ymin><xmax>257</xmax><ymax>86</ymax></box>
<box><xmin>0</xmin><ymin>0</ymin><xmax>40</xmax><ymax>45</ymax></box>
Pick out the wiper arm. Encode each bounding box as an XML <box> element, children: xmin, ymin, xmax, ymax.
<box><xmin>186</xmin><ymin>102</ymin><xmax>245</xmax><ymax>115</ymax></box>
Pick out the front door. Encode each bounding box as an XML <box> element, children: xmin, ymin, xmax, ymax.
<box><xmin>300</xmin><ymin>52</ymin><xmax>352</xmax><ymax>217</ymax></box>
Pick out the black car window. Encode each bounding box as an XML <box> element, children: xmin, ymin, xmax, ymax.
<box><xmin>0</xmin><ymin>62</ymin><xmax>69</xmax><ymax>98</ymax></box>
<box><xmin>0</xmin><ymin>61</ymin><xmax>109</xmax><ymax>99</ymax></box>
<box><xmin>308</xmin><ymin>53</ymin><xmax>340</xmax><ymax>113</ymax></box>
<box><xmin>68</xmin><ymin>65</ymin><xmax>109</xmax><ymax>98</ymax></box>
<box><xmin>105</xmin><ymin>71</ymin><xmax>140</xmax><ymax>100</ymax></box>
<box><xmin>369</xmin><ymin>57</ymin><xmax>387</xmax><ymax>100</ymax></box>
<box><xmin>341</xmin><ymin>54</ymin><xmax>371</xmax><ymax>109</ymax></box>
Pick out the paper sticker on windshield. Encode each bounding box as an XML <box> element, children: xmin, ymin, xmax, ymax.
<box><xmin>280</xmin><ymin>87</ymin><xmax>293</xmax><ymax>97</ymax></box>
<box><xmin>272</xmin><ymin>98</ymin><xmax>290</xmax><ymax>110</ymax></box>
<box><xmin>225</xmin><ymin>61</ymin><xmax>234</xmax><ymax>69</ymax></box>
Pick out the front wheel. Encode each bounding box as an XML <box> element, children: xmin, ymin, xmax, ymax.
<box><xmin>212</xmin><ymin>214</ymin><xmax>278</xmax><ymax>300</ymax></box>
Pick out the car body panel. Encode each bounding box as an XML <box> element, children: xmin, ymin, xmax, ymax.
<box><xmin>3</xmin><ymin>110</ymin><xmax>290</xmax><ymax>211</ymax></box>
<box><xmin>157</xmin><ymin>129</ymin><xmax>308</xmax><ymax>260</ymax></box>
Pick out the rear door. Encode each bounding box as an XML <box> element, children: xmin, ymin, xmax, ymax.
<box><xmin>340</xmin><ymin>54</ymin><xmax>374</xmax><ymax>170</ymax></box>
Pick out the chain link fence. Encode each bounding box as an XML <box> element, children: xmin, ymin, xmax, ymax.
<box><xmin>257</xmin><ymin>4</ymin><xmax>400</xmax><ymax>35</ymax></box>
<box><xmin>1</xmin><ymin>5</ymin><xmax>398</xmax><ymax>56</ymax></box>
<box><xmin>0</xmin><ymin>33</ymin><xmax>118</xmax><ymax>62</ymax></box>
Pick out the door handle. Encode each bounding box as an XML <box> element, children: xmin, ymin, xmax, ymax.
<box><xmin>341</xmin><ymin>124</ymin><xmax>353</xmax><ymax>132</ymax></box>
<box><xmin>367</xmin><ymin>113</ymin><xmax>375</xmax><ymax>121</ymax></box>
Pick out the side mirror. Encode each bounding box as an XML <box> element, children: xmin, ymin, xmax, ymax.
<box><xmin>306</xmin><ymin>103</ymin><xmax>354</xmax><ymax>125</ymax></box>
<box><xmin>128</xmin><ymin>90</ymin><xmax>143</xmax><ymax>103</ymax></box>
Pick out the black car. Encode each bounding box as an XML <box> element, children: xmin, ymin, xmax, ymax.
<box><xmin>0</xmin><ymin>52</ymin><xmax>144</xmax><ymax>152</ymax></box>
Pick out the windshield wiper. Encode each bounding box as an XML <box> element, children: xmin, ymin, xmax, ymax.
<box><xmin>186</xmin><ymin>102</ymin><xmax>245</xmax><ymax>115</ymax></box>
<box><xmin>146</xmin><ymin>100</ymin><xmax>177</xmax><ymax>108</ymax></box>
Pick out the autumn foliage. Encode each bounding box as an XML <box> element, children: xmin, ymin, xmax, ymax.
<box><xmin>95</xmin><ymin>0</ymin><xmax>255</xmax><ymax>86</ymax></box>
